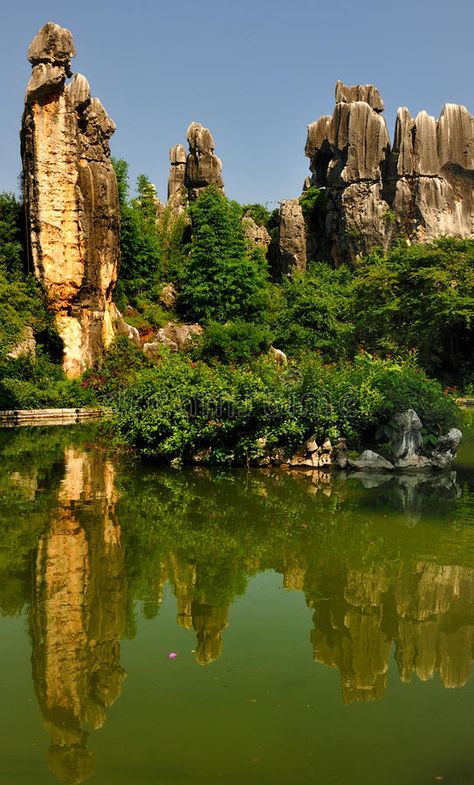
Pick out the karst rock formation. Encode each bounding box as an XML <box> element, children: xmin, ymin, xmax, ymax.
<box><xmin>168</xmin><ymin>122</ymin><xmax>224</xmax><ymax>210</ymax></box>
<box><xmin>304</xmin><ymin>80</ymin><xmax>474</xmax><ymax>264</ymax></box>
<box><xmin>21</xmin><ymin>22</ymin><xmax>121</xmax><ymax>377</ymax></box>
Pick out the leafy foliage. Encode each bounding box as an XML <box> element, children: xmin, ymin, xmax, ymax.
<box><xmin>241</xmin><ymin>203</ymin><xmax>271</xmax><ymax>228</ymax></box>
<box><xmin>353</xmin><ymin>238</ymin><xmax>474</xmax><ymax>384</ymax></box>
<box><xmin>0</xmin><ymin>193</ymin><xmax>25</xmax><ymax>275</ymax></box>
<box><xmin>0</xmin><ymin>351</ymin><xmax>97</xmax><ymax>409</ymax></box>
<box><xmin>113</xmin><ymin>352</ymin><xmax>457</xmax><ymax>463</ymax></box>
<box><xmin>270</xmin><ymin>262</ymin><xmax>354</xmax><ymax>360</ymax></box>
<box><xmin>178</xmin><ymin>186</ymin><xmax>269</xmax><ymax>323</ymax></box>
<box><xmin>112</xmin><ymin>159</ymin><xmax>162</xmax><ymax>298</ymax></box>
<box><xmin>299</xmin><ymin>186</ymin><xmax>325</xmax><ymax>216</ymax></box>
<box><xmin>82</xmin><ymin>336</ymin><xmax>149</xmax><ymax>401</ymax></box>
<box><xmin>192</xmin><ymin>320</ymin><xmax>272</xmax><ymax>364</ymax></box>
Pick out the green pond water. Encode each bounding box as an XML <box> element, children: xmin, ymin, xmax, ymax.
<box><xmin>0</xmin><ymin>415</ymin><xmax>474</xmax><ymax>785</ymax></box>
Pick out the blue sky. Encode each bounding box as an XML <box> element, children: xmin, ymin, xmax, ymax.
<box><xmin>1</xmin><ymin>0</ymin><xmax>472</xmax><ymax>204</ymax></box>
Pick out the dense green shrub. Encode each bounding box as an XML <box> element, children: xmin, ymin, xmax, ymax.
<box><xmin>241</xmin><ymin>203</ymin><xmax>271</xmax><ymax>228</ymax></box>
<box><xmin>353</xmin><ymin>238</ymin><xmax>474</xmax><ymax>383</ymax></box>
<box><xmin>113</xmin><ymin>352</ymin><xmax>457</xmax><ymax>463</ymax></box>
<box><xmin>192</xmin><ymin>320</ymin><xmax>272</xmax><ymax>364</ymax></box>
<box><xmin>270</xmin><ymin>263</ymin><xmax>354</xmax><ymax>360</ymax></box>
<box><xmin>0</xmin><ymin>352</ymin><xmax>97</xmax><ymax>409</ymax></box>
<box><xmin>179</xmin><ymin>186</ymin><xmax>269</xmax><ymax>323</ymax></box>
<box><xmin>299</xmin><ymin>186</ymin><xmax>325</xmax><ymax>216</ymax></box>
<box><xmin>112</xmin><ymin>160</ymin><xmax>162</xmax><ymax>298</ymax></box>
<box><xmin>156</xmin><ymin>205</ymin><xmax>189</xmax><ymax>284</ymax></box>
<box><xmin>0</xmin><ymin>271</ymin><xmax>44</xmax><ymax>356</ymax></box>
<box><xmin>82</xmin><ymin>336</ymin><xmax>149</xmax><ymax>401</ymax></box>
<box><xmin>0</xmin><ymin>193</ymin><xmax>25</xmax><ymax>275</ymax></box>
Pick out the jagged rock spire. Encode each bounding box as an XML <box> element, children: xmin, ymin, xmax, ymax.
<box><xmin>167</xmin><ymin>122</ymin><xmax>224</xmax><ymax>209</ymax></box>
<box><xmin>304</xmin><ymin>80</ymin><xmax>474</xmax><ymax>263</ymax></box>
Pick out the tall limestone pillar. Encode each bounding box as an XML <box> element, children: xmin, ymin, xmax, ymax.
<box><xmin>21</xmin><ymin>22</ymin><xmax>120</xmax><ymax>377</ymax></box>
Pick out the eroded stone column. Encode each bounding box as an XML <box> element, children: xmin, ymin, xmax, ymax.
<box><xmin>21</xmin><ymin>23</ymin><xmax>120</xmax><ymax>377</ymax></box>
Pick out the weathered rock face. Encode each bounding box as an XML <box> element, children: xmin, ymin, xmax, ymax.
<box><xmin>387</xmin><ymin>409</ymin><xmax>462</xmax><ymax>471</ymax></box>
<box><xmin>242</xmin><ymin>214</ymin><xmax>271</xmax><ymax>252</ymax></box>
<box><xmin>21</xmin><ymin>23</ymin><xmax>120</xmax><ymax>378</ymax></box>
<box><xmin>185</xmin><ymin>122</ymin><xmax>224</xmax><ymax>199</ymax></box>
<box><xmin>7</xmin><ymin>326</ymin><xmax>36</xmax><ymax>359</ymax></box>
<box><xmin>167</xmin><ymin>143</ymin><xmax>187</xmax><ymax>211</ymax></box>
<box><xmin>335</xmin><ymin>80</ymin><xmax>384</xmax><ymax>112</ymax></box>
<box><xmin>305</xmin><ymin>81</ymin><xmax>474</xmax><ymax>263</ymax></box>
<box><xmin>389</xmin><ymin>103</ymin><xmax>474</xmax><ymax>241</ymax></box>
<box><xmin>277</xmin><ymin>198</ymin><xmax>307</xmax><ymax>273</ymax></box>
<box><xmin>143</xmin><ymin>321</ymin><xmax>203</xmax><ymax>359</ymax></box>
<box><xmin>167</xmin><ymin>122</ymin><xmax>224</xmax><ymax>209</ymax></box>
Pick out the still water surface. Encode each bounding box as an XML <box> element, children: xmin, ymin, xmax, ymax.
<box><xmin>0</xmin><ymin>416</ymin><xmax>474</xmax><ymax>785</ymax></box>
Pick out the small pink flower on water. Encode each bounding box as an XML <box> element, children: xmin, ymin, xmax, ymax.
<box><xmin>168</xmin><ymin>652</ymin><xmax>178</xmax><ymax>659</ymax></box>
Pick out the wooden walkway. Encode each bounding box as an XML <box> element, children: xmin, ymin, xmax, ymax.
<box><xmin>0</xmin><ymin>407</ymin><xmax>111</xmax><ymax>428</ymax></box>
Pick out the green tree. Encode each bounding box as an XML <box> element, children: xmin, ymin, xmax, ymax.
<box><xmin>271</xmin><ymin>262</ymin><xmax>354</xmax><ymax>360</ymax></box>
<box><xmin>241</xmin><ymin>203</ymin><xmax>271</xmax><ymax>228</ymax></box>
<box><xmin>0</xmin><ymin>193</ymin><xmax>25</xmax><ymax>275</ymax></box>
<box><xmin>112</xmin><ymin>160</ymin><xmax>162</xmax><ymax>299</ymax></box>
<box><xmin>179</xmin><ymin>186</ymin><xmax>269</xmax><ymax>323</ymax></box>
<box><xmin>353</xmin><ymin>238</ymin><xmax>474</xmax><ymax>384</ymax></box>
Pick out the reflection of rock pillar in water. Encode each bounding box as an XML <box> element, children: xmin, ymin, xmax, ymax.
<box><xmin>310</xmin><ymin>567</ymin><xmax>391</xmax><ymax>704</ymax></box>
<box><xmin>192</xmin><ymin>603</ymin><xmax>229</xmax><ymax>665</ymax></box>
<box><xmin>395</xmin><ymin>563</ymin><xmax>474</xmax><ymax>689</ymax></box>
<box><xmin>168</xmin><ymin>553</ymin><xmax>230</xmax><ymax>665</ymax></box>
<box><xmin>308</xmin><ymin>562</ymin><xmax>474</xmax><ymax>704</ymax></box>
<box><xmin>31</xmin><ymin>448</ymin><xmax>126</xmax><ymax>785</ymax></box>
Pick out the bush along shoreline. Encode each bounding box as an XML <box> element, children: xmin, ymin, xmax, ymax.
<box><xmin>110</xmin><ymin>348</ymin><xmax>461</xmax><ymax>471</ymax></box>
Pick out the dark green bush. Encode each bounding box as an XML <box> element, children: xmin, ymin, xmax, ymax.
<box><xmin>299</xmin><ymin>186</ymin><xmax>325</xmax><ymax>216</ymax></box>
<box><xmin>0</xmin><ymin>265</ymin><xmax>60</xmax><ymax>363</ymax></box>
<box><xmin>83</xmin><ymin>336</ymin><xmax>149</xmax><ymax>401</ymax></box>
<box><xmin>113</xmin><ymin>351</ymin><xmax>457</xmax><ymax>463</ymax></box>
<box><xmin>0</xmin><ymin>193</ymin><xmax>25</xmax><ymax>275</ymax></box>
<box><xmin>241</xmin><ymin>203</ymin><xmax>271</xmax><ymax>228</ymax></box>
<box><xmin>353</xmin><ymin>238</ymin><xmax>474</xmax><ymax>384</ymax></box>
<box><xmin>192</xmin><ymin>320</ymin><xmax>271</xmax><ymax>364</ymax></box>
<box><xmin>270</xmin><ymin>262</ymin><xmax>354</xmax><ymax>360</ymax></box>
<box><xmin>112</xmin><ymin>160</ymin><xmax>162</xmax><ymax>298</ymax></box>
<box><xmin>0</xmin><ymin>352</ymin><xmax>97</xmax><ymax>409</ymax></box>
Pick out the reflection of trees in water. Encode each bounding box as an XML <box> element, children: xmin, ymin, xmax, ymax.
<box><xmin>119</xmin><ymin>463</ymin><xmax>474</xmax><ymax>694</ymax></box>
<box><xmin>1</xmin><ymin>429</ymin><xmax>474</xmax><ymax>781</ymax></box>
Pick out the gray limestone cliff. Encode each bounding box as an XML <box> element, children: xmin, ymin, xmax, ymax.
<box><xmin>21</xmin><ymin>22</ymin><xmax>120</xmax><ymax>378</ymax></box>
<box><xmin>304</xmin><ymin>81</ymin><xmax>474</xmax><ymax>264</ymax></box>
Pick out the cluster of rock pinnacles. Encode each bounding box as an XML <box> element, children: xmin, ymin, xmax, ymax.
<box><xmin>21</xmin><ymin>22</ymin><xmax>473</xmax><ymax>376</ymax></box>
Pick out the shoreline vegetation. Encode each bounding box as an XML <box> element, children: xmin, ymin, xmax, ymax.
<box><xmin>0</xmin><ymin>182</ymin><xmax>471</xmax><ymax>466</ymax></box>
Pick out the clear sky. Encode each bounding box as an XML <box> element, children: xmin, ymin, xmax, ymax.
<box><xmin>1</xmin><ymin>0</ymin><xmax>472</xmax><ymax>205</ymax></box>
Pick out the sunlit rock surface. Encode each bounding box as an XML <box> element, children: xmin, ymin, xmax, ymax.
<box><xmin>305</xmin><ymin>81</ymin><xmax>474</xmax><ymax>263</ymax></box>
<box><xmin>21</xmin><ymin>23</ymin><xmax>120</xmax><ymax>378</ymax></box>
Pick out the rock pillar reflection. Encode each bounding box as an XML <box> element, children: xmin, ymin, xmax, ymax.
<box><xmin>308</xmin><ymin>561</ymin><xmax>474</xmax><ymax>704</ymax></box>
<box><xmin>31</xmin><ymin>447</ymin><xmax>127</xmax><ymax>785</ymax></box>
